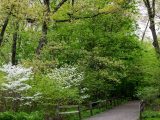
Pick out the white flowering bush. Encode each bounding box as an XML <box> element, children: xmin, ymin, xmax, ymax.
<box><xmin>48</xmin><ymin>65</ymin><xmax>84</xmax><ymax>89</ymax></box>
<box><xmin>0</xmin><ymin>63</ymin><xmax>41</xmax><ymax>111</ymax></box>
<box><xmin>80</xmin><ymin>88</ymin><xmax>90</xmax><ymax>100</ymax></box>
<box><xmin>45</xmin><ymin>65</ymin><xmax>90</xmax><ymax>103</ymax></box>
<box><xmin>0</xmin><ymin>63</ymin><xmax>32</xmax><ymax>92</ymax></box>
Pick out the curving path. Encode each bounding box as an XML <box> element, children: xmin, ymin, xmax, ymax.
<box><xmin>86</xmin><ymin>101</ymin><xmax>140</xmax><ymax>120</ymax></box>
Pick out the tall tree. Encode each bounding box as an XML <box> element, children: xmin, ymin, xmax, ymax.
<box><xmin>36</xmin><ymin>0</ymin><xmax>50</xmax><ymax>55</ymax></box>
<box><xmin>0</xmin><ymin>0</ymin><xmax>37</xmax><ymax>64</ymax></box>
<box><xmin>0</xmin><ymin>16</ymin><xmax>9</xmax><ymax>46</ymax></box>
<box><xmin>143</xmin><ymin>0</ymin><xmax>160</xmax><ymax>53</ymax></box>
<box><xmin>0</xmin><ymin>5</ymin><xmax>13</xmax><ymax>46</ymax></box>
<box><xmin>11</xmin><ymin>22</ymin><xmax>19</xmax><ymax>65</ymax></box>
<box><xmin>36</xmin><ymin>0</ymin><xmax>68</xmax><ymax>54</ymax></box>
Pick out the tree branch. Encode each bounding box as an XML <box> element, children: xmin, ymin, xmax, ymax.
<box><xmin>72</xmin><ymin>0</ymin><xmax>74</xmax><ymax>6</ymax></box>
<box><xmin>53</xmin><ymin>0</ymin><xmax>68</xmax><ymax>14</ymax></box>
<box><xmin>54</xmin><ymin>10</ymin><xmax>119</xmax><ymax>23</ymax></box>
<box><xmin>152</xmin><ymin>0</ymin><xmax>156</xmax><ymax>16</ymax></box>
<box><xmin>141</xmin><ymin>19</ymin><xmax>149</xmax><ymax>42</ymax></box>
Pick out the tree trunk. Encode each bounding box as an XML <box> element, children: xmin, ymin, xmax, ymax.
<box><xmin>150</xmin><ymin>20</ymin><xmax>159</xmax><ymax>51</ymax></box>
<box><xmin>0</xmin><ymin>16</ymin><xmax>9</xmax><ymax>46</ymax></box>
<box><xmin>141</xmin><ymin>19</ymin><xmax>149</xmax><ymax>42</ymax></box>
<box><xmin>36</xmin><ymin>0</ymin><xmax>68</xmax><ymax>54</ymax></box>
<box><xmin>36</xmin><ymin>21</ymin><xmax>48</xmax><ymax>54</ymax></box>
<box><xmin>72</xmin><ymin>0</ymin><xmax>74</xmax><ymax>6</ymax></box>
<box><xmin>143</xmin><ymin>0</ymin><xmax>160</xmax><ymax>53</ymax></box>
<box><xmin>11</xmin><ymin>23</ymin><xmax>19</xmax><ymax>65</ymax></box>
<box><xmin>36</xmin><ymin>0</ymin><xmax>50</xmax><ymax>55</ymax></box>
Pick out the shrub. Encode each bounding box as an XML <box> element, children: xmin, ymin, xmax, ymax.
<box><xmin>0</xmin><ymin>112</ymin><xmax>16</xmax><ymax>120</ymax></box>
<box><xmin>0</xmin><ymin>63</ymin><xmax>42</xmax><ymax>111</ymax></box>
<box><xmin>0</xmin><ymin>111</ymin><xmax>44</xmax><ymax>120</ymax></box>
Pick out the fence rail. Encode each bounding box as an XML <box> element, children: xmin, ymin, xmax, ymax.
<box><xmin>56</xmin><ymin>98</ymin><xmax>127</xmax><ymax>120</ymax></box>
<box><xmin>56</xmin><ymin>105</ymin><xmax>81</xmax><ymax>120</ymax></box>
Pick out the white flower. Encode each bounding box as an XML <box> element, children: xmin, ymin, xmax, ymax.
<box><xmin>0</xmin><ymin>63</ymin><xmax>32</xmax><ymax>92</ymax></box>
<box><xmin>0</xmin><ymin>63</ymin><xmax>32</xmax><ymax>81</ymax></box>
<box><xmin>0</xmin><ymin>63</ymin><xmax>39</xmax><ymax>106</ymax></box>
<box><xmin>81</xmin><ymin>94</ymin><xmax>90</xmax><ymax>99</ymax></box>
<box><xmin>48</xmin><ymin>65</ymin><xmax>84</xmax><ymax>88</ymax></box>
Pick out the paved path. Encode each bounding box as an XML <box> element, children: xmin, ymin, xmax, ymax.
<box><xmin>87</xmin><ymin>101</ymin><xmax>140</xmax><ymax>120</ymax></box>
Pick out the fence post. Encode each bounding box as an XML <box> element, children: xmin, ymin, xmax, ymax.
<box><xmin>140</xmin><ymin>101</ymin><xmax>142</xmax><ymax>120</ymax></box>
<box><xmin>108</xmin><ymin>99</ymin><xmax>111</xmax><ymax>108</ymax></box>
<box><xmin>114</xmin><ymin>99</ymin><xmax>116</xmax><ymax>106</ymax></box>
<box><xmin>56</xmin><ymin>105</ymin><xmax>60</xmax><ymax>120</ymax></box>
<box><xmin>112</xmin><ymin>99</ymin><xmax>114</xmax><ymax>107</ymax></box>
<box><xmin>105</xmin><ymin>99</ymin><xmax>108</xmax><ymax>109</ymax></box>
<box><xmin>98</xmin><ymin>101</ymin><xmax>101</xmax><ymax>110</ymax></box>
<box><xmin>89</xmin><ymin>102</ymin><xmax>93</xmax><ymax>116</ymax></box>
<box><xmin>113</xmin><ymin>99</ymin><xmax>116</xmax><ymax>106</ymax></box>
<box><xmin>78</xmin><ymin>105</ymin><xmax>81</xmax><ymax>120</ymax></box>
<box><xmin>140</xmin><ymin>100</ymin><xmax>145</xmax><ymax>120</ymax></box>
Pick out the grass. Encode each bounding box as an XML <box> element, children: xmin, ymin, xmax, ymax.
<box><xmin>143</xmin><ymin>110</ymin><xmax>160</xmax><ymax>120</ymax></box>
<box><xmin>144</xmin><ymin>118</ymin><xmax>160</xmax><ymax>120</ymax></box>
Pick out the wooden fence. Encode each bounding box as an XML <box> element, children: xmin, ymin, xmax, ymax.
<box><xmin>56</xmin><ymin>105</ymin><xmax>81</xmax><ymax>120</ymax></box>
<box><xmin>56</xmin><ymin>98</ymin><xmax>127</xmax><ymax>120</ymax></box>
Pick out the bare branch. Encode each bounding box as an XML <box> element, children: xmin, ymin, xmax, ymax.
<box><xmin>141</xmin><ymin>19</ymin><xmax>149</xmax><ymax>42</ymax></box>
<box><xmin>54</xmin><ymin>10</ymin><xmax>119</xmax><ymax>23</ymax></box>
<box><xmin>53</xmin><ymin>0</ymin><xmax>68</xmax><ymax>14</ymax></box>
<box><xmin>152</xmin><ymin>0</ymin><xmax>156</xmax><ymax>16</ymax></box>
<box><xmin>38</xmin><ymin>0</ymin><xmax>43</xmax><ymax>4</ymax></box>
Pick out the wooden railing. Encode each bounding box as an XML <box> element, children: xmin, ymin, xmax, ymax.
<box><xmin>89</xmin><ymin>100</ymin><xmax>106</xmax><ymax>116</ymax></box>
<box><xmin>56</xmin><ymin>105</ymin><xmax>81</xmax><ymax>120</ymax></box>
<box><xmin>56</xmin><ymin>98</ymin><xmax>127</xmax><ymax>120</ymax></box>
<box><xmin>140</xmin><ymin>100</ymin><xmax>145</xmax><ymax>120</ymax></box>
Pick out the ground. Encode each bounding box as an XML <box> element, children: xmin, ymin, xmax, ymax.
<box><xmin>87</xmin><ymin>101</ymin><xmax>140</xmax><ymax>120</ymax></box>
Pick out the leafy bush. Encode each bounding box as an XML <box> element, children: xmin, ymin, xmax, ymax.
<box><xmin>0</xmin><ymin>63</ymin><xmax>41</xmax><ymax>111</ymax></box>
<box><xmin>0</xmin><ymin>111</ymin><xmax>44</xmax><ymax>120</ymax></box>
<box><xmin>0</xmin><ymin>112</ymin><xmax>16</xmax><ymax>120</ymax></box>
<box><xmin>143</xmin><ymin>110</ymin><xmax>160</xmax><ymax>119</ymax></box>
<box><xmin>137</xmin><ymin>87</ymin><xmax>159</xmax><ymax>101</ymax></box>
<box><xmin>136</xmin><ymin>43</ymin><xmax>160</xmax><ymax>102</ymax></box>
<box><xmin>30</xmin><ymin>66</ymin><xmax>83</xmax><ymax>105</ymax></box>
<box><xmin>16</xmin><ymin>112</ymin><xmax>28</xmax><ymax>120</ymax></box>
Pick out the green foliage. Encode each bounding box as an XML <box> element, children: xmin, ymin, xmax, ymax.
<box><xmin>29</xmin><ymin>73</ymin><xmax>81</xmax><ymax>106</ymax></box>
<box><xmin>0</xmin><ymin>111</ymin><xmax>44</xmax><ymax>120</ymax></box>
<box><xmin>39</xmin><ymin>4</ymin><xmax>143</xmax><ymax>101</ymax></box>
<box><xmin>143</xmin><ymin>110</ymin><xmax>160</xmax><ymax>119</ymax></box>
<box><xmin>0</xmin><ymin>112</ymin><xmax>16</xmax><ymax>120</ymax></box>
<box><xmin>1</xmin><ymin>0</ymin><xmax>160</xmax><ymax>119</ymax></box>
<box><xmin>137</xmin><ymin>87</ymin><xmax>159</xmax><ymax>101</ymax></box>
<box><xmin>144</xmin><ymin>118</ymin><xmax>160</xmax><ymax>120</ymax></box>
<box><xmin>136</xmin><ymin>43</ymin><xmax>160</xmax><ymax>102</ymax></box>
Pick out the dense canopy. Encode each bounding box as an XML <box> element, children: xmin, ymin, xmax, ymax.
<box><xmin>0</xmin><ymin>0</ymin><xmax>160</xmax><ymax>120</ymax></box>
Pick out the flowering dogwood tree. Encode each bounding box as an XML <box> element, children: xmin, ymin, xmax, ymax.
<box><xmin>48</xmin><ymin>66</ymin><xmax>84</xmax><ymax>89</ymax></box>
<box><xmin>0</xmin><ymin>63</ymin><xmax>41</xmax><ymax>111</ymax></box>
<box><xmin>48</xmin><ymin>65</ymin><xmax>89</xmax><ymax>100</ymax></box>
<box><xmin>0</xmin><ymin>63</ymin><xmax>32</xmax><ymax>92</ymax></box>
